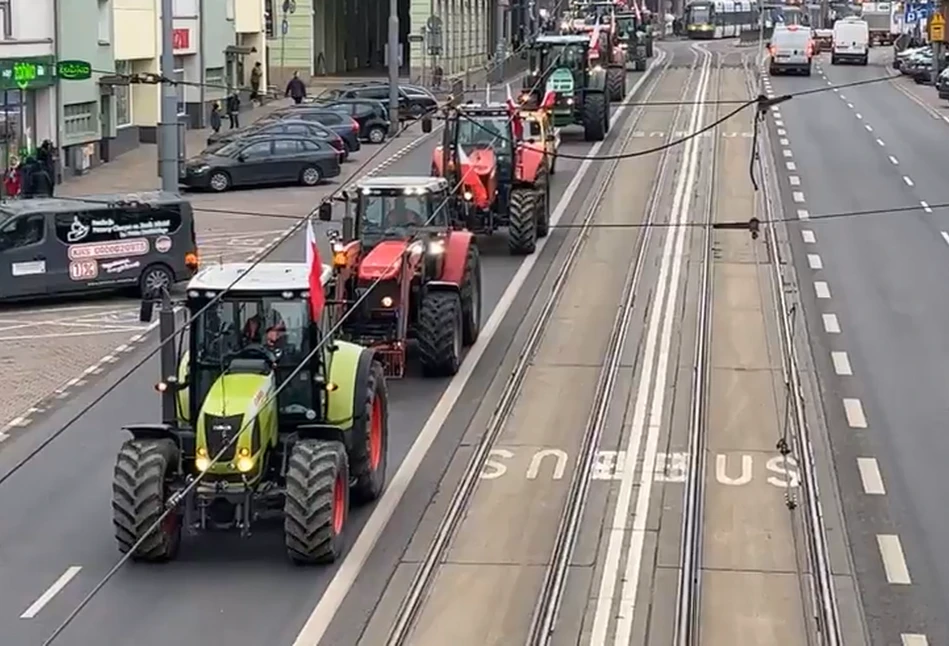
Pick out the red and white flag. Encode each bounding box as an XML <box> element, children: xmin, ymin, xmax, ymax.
<box><xmin>306</xmin><ymin>219</ymin><xmax>325</xmax><ymax>321</ymax></box>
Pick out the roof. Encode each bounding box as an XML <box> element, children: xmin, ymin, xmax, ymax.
<box><xmin>188</xmin><ymin>262</ymin><xmax>333</xmax><ymax>293</ymax></box>
<box><xmin>0</xmin><ymin>191</ymin><xmax>184</xmax><ymax>215</ymax></box>
<box><xmin>534</xmin><ymin>34</ymin><xmax>591</xmax><ymax>45</ymax></box>
<box><xmin>355</xmin><ymin>176</ymin><xmax>450</xmax><ymax>191</ymax></box>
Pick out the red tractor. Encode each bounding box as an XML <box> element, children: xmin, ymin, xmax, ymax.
<box><xmin>317</xmin><ymin>176</ymin><xmax>481</xmax><ymax>378</ymax></box>
<box><xmin>566</xmin><ymin>4</ymin><xmax>628</xmax><ymax>101</ymax></box>
<box><xmin>423</xmin><ymin>102</ymin><xmax>551</xmax><ymax>255</ymax></box>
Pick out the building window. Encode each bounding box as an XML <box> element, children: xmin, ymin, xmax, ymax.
<box><xmin>97</xmin><ymin>0</ymin><xmax>111</xmax><ymax>44</ymax></box>
<box><xmin>205</xmin><ymin>67</ymin><xmax>225</xmax><ymax>93</ymax></box>
<box><xmin>0</xmin><ymin>90</ymin><xmax>37</xmax><ymax>166</ymax></box>
<box><xmin>173</xmin><ymin>56</ymin><xmax>186</xmax><ymax>116</ymax></box>
<box><xmin>0</xmin><ymin>0</ymin><xmax>11</xmax><ymax>40</ymax></box>
<box><xmin>114</xmin><ymin>61</ymin><xmax>132</xmax><ymax>127</ymax></box>
<box><xmin>64</xmin><ymin>102</ymin><xmax>97</xmax><ymax>137</ymax></box>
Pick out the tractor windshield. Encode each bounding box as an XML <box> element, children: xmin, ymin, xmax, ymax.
<box><xmin>457</xmin><ymin>116</ymin><xmax>512</xmax><ymax>154</ymax></box>
<box><xmin>540</xmin><ymin>44</ymin><xmax>586</xmax><ymax>70</ymax></box>
<box><xmin>616</xmin><ymin>15</ymin><xmax>637</xmax><ymax>37</ymax></box>
<box><xmin>359</xmin><ymin>192</ymin><xmax>447</xmax><ymax>238</ymax></box>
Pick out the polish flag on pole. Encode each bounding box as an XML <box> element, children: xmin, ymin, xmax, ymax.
<box><xmin>505</xmin><ymin>84</ymin><xmax>523</xmax><ymax>139</ymax></box>
<box><xmin>305</xmin><ymin>219</ymin><xmax>325</xmax><ymax>321</ymax></box>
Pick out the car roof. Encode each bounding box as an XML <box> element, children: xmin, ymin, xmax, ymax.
<box><xmin>355</xmin><ymin>176</ymin><xmax>450</xmax><ymax>192</ymax></box>
<box><xmin>188</xmin><ymin>262</ymin><xmax>333</xmax><ymax>292</ymax></box>
<box><xmin>0</xmin><ymin>191</ymin><xmax>185</xmax><ymax>215</ymax></box>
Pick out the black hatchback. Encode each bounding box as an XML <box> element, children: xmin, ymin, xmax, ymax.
<box><xmin>180</xmin><ymin>134</ymin><xmax>341</xmax><ymax>192</ymax></box>
<box><xmin>263</xmin><ymin>107</ymin><xmax>362</xmax><ymax>153</ymax></box>
<box><xmin>304</xmin><ymin>98</ymin><xmax>391</xmax><ymax>143</ymax></box>
<box><xmin>206</xmin><ymin>119</ymin><xmax>349</xmax><ymax>160</ymax></box>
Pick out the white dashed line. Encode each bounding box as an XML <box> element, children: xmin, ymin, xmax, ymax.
<box><xmin>780</xmin><ymin>138</ymin><xmax>790</xmax><ymax>145</ymax></box>
<box><xmin>943</xmin><ymin>115</ymin><xmax>949</xmax><ymax>124</ymax></box>
<box><xmin>6</xmin><ymin>416</ymin><xmax>29</xmax><ymax>427</ymax></box>
<box><xmin>843</xmin><ymin>397</ymin><xmax>867</xmax><ymax>428</ymax></box>
<box><xmin>877</xmin><ymin>534</ymin><xmax>912</xmax><ymax>584</ymax></box>
<box><xmin>833</xmin><ymin>87</ymin><xmax>840</xmax><ymax>92</ymax></box>
<box><xmin>786</xmin><ymin>161</ymin><xmax>796</xmax><ymax>170</ymax></box>
<box><xmin>902</xmin><ymin>635</ymin><xmax>929</xmax><ymax>646</ymax></box>
<box><xmin>777</xmin><ymin>128</ymin><xmax>787</xmax><ymax>135</ymax></box>
<box><xmin>822</xmin><ymin>313</ymin><xmax>840</xmax><ymax>333</ymax></box>
<box><xmin>792</xmin><ymin>191</ymin><xmax>805</xmax><ymax>202</ymax></box>
<box><xmin>0</xmin><ymin>432</ymin><xmax>8</xmax><ymax>442</ymax></box>
<box><xmin>903</xmin><ymin>176</ymin><xmax>914</xmax><ymax>187</ymax></box>
<box><xmin>771</xmin><ymin>105</ymin><xmax>780</xmax><ymax>113</ymax></box>
<box><xmin>797</xmin><ymin>208</ymin><xmax>809</xmax><ymax>220</ymax></box>
<box><xmin>857</xmin><ymin>457</ymin><xmax>886</xmax><ymax>495</ymax></box>
<box><xmin>888</xmin><ymin>155</ymin><xmax>899</xmax><ymax>165</ymax></box>
<box><xmin>815</xmin><ymin>281</ymin><xmax>831</xmax><ymax>299</ymax></box>
<box><xmin>807</xmin><ymin>253</ymin><xmax>823</xmax><ymax>269</ymax></box>
<box><xmin>940</xmin><ymin>231</ymin><xmax>949</xmax><ymax>246</ymax></box>
<box><xmin>831</xmin><ymin>350</ymin><xmax>852</xmax><ymax>375</ymax></box>
<box><xmin>876</xmin><ymin>138</ymin><xmax>885</xmax><ymax>146</ymax></box>
<box><xmin>855</xmin><ymin>113</ymin><xmax>863</xmax><ymax>120</ymax></box>
<box><xmin>775</xmin><ymin>119</ymin><xmax>784</xmax><ymax>127</ymax></box>
<box><xmin>840</xmin><ymin>94</ymin><xmax>846</xmax><ymax>100</ymax></box>
<box><xmin>802</xmin><ymin>229</ymin><xmax>816</xmax><ymax>243</ymax></box>
<box><xmin>865</xmin><ymin>124</ymin><xmax>873</xmax><ymax>132</ymax></box>
<box><xmin>847</xmin><ymin>102</ymin><xmax>854</xmax><ymax>108</ymax></box>
<box><xmin>921</xmin><ymin>201</ymin><xmax>932</xmax><ymax>213</ymax></box>
<box><xmin>789</xmin><ymin>175</ymin><xmax>801</xmax><ymax>186</ymax></box>
<box><xmin>20</xmin><ymin>567</ymin><xmax>83</xmax><ymax>619</ymax></box>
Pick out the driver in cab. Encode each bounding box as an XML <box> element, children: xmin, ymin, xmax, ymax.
<box><xmin>385</xmin><ymin>199</ymin><xmax>424</xmax><ymax>228</ymax></box>
<box><xmin>242</xmin><ymin>309</ymin><xmax>288</xmax><ymax>353</ymax></box>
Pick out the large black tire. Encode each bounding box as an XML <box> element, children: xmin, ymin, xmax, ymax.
<box><xmin>535</xmin><ymin>176</ymin><xmax>550</xmax><ymax>239</ymax></box>
<box><xmin>460</xmin><ymin>242</ymin><xmax>482</xmax><ymax>345</ymax></box>
<box><xmin>635</xmin><ymin>58</ymin><xmax>647</xmax><ymax>72</ymax></box>
<box><xmin>646</xmin><ymin>40</ymin><xmax>654</xmax><ymax>58</ymax></box>
<box><xmin>417</xmin><ymin>290</ymin><xmax>463</xmax><ymax>376</ymax></box>
<box><xmin>349</xmin><ymin>360</ymin><xmax>388</xmax><ymax>504</ymax></box>
<box><xmin>112</xmin><ymin>438</ymin><xmax>181</xmax><ymax>562</ymax></box>
<box><xmin>508</xmin><ymin>188</ymin><xmax>538</xmax><ymax>255</ymax></box>
<box><xmin>284</xmin><ymin>439</ymin><xmax>350</xmax><ymax>564</ymax></box>
<box><xmin>607</xmin><ymin>67</ymin><xmax>625</xmax><ymax>102</ymax></box>
<box><xmin>582</xmin><ymin>92</ymin><xmax>607</xmax><ymax>142</ymax></box>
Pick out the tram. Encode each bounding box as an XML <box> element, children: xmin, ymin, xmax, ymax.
<box><xmin>684</xmin><ymin>0</ymin><xmax>760</xmax><ymax>38</ymax></box>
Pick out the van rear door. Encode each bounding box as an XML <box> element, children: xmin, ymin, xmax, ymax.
<box><xmin>774</xmin><ymin>29</ymin><xmax>812</xmax><ymax>64</ymax></box>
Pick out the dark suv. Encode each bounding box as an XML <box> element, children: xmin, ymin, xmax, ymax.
<box><xmin>305</xmin><ymin>98</ymin><xmax>391</xmax><ymax>143</ymax></box>
<box><xmin>206</xmin><ymin>119</ymin><xmax>348</xmax><ymax>159</ymax></box>
<box><xmin>328</xmin><ymin>82</ymin><xmax>438</xmax><ymax>120</ymax></box>
<box><xmin>262</xmin><ymin>107</ymin><xmax>362</xmax><ymax>153</ymax></box>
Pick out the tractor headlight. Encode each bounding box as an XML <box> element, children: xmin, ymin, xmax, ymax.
<box><xmin>237</xmin><ymin>447</ymin><xmax>254</xmax><ymax>473</ymax></box>
<box><xmin>463</xmin><ymin>190</ymin><xmax>473</xmax><ymax>201</ymax></box>
<box><xmin>429</xmin><ymin>239</ymin><xmax>445</xmax><ymax>255</ymax></box>
<box><xmin>196</xmin><ymin>456</ymin><xmax>210</xmax><ymax>471</ymax></box>
<box><xmin>566</xmin><ymin>98</ymin><xmax>574</xmax><ymax>105</ymax></box>
<box><xmin>381</xmin><ymin>296</ymin><xmax>394</xmax><ymax>307</ymax></box>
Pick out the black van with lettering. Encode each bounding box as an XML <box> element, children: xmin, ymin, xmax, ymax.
<box><xmin>0</xmin><ymin>191</ymin><xmax>199</xmax><ymax>301</ymax></box>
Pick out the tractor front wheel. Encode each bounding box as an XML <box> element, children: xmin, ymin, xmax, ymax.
<box><xmin>112</xmin><ymin>439</ymin><xmax>181</xmax><ymax>562</ymax></box>
<box><xmin>535</xmin><ymin>179</ymin><xmax>550</xmax><ymax>239</ymax></box>
<box><xmin>582</xmin><ymin>92</ymin><xmax>608</xmax><ymax>142</ymax></box>
<box><xmin>607</xmin><ymin>67</ymin><xmax>625</xmax><ymax>102</ymax></box>
<box><xmin>417</xmin><ymin>291</ymin><xmax>463</xmax><ymax>376</ymax></box>
<box><xmin>460</xmin><ymin>243</ymin><xmax>482</xmax><ymax>345</ymax></box>
<box><xmin>508</xmin><ymin>188</ymin><xmax>538</xmax><ymax>254</ymax></box>
<box><xmin>350</xmin><ymin>360</ymin><xmax>389</xmax><ymax>504</ymax></box>
<box><xmin>284</xmin><ymin>439</ymin><xmax>350</xmax><ymax>564</ymax></box>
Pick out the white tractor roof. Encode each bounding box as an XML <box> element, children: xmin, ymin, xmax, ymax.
<box><xmin>355</xmin><ymin>176</ymin><xmax>449</xmax><ymax>192</ymax></box>
<box><xmin>187</xmin><ymin>262</ymin><xmax>333</xmax><ymax>293</ymax></box>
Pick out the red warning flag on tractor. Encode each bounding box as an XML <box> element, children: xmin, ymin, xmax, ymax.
<box><xmin>306</xmin><ymin>218</ymin><xmax>325</xmax><ymax>322</ymax></box>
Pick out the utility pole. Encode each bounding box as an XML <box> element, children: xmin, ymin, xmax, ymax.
<box><xmin>159</xmin><ymin>0</ymin><xmax>180</xmax><ymax>192</ymax></box>
<box><xmin>933</xmin><ymin>2</ymin><xmax>946</xmax><ymax>84</ymax></box>
<box><xmin>388</xmin><ymin>0</ymin><xmax>400</xmax><ymax>135</ymax></box>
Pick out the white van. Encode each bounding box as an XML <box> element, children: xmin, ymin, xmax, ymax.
<box><xmin>831</xmin><ymin>17</ymin><xmax>870</xmax><ymax>65</ymax></box>
<box><xmin>768</xmin><ymin>25</ymin><xmax>815</xmax><ymax>76</ymax></box>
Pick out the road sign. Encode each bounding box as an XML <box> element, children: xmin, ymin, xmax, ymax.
<box><xmin>408</xmin><ymin>34</ymin><xmax>423</xmax><ymax>43</ymax></box>
<box><xmin>930</xmin><ymin>10</ymin><xmax>945</xmax><ymax>40</ymax></box>
<box><xmin>426</xmin><ymin>15</ymin><xmax>443</xmax><ymax>56</ymax></box>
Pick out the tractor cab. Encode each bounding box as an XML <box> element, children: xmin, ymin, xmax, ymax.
<box><xmin>346</xmin><ymin>176</ymin><xmax>454</xmax><ymax>244</ymax></box>
<box><xmin>523</xmin><ymin>35</ymin><xmax>593</xmax><ymax>115</ymax></box>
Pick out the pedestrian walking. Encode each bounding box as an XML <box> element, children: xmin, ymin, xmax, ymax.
<box><xmin>4</xmin><ymin>156</ymin><xmax>20</xmax><ymax>198</ymax></box>
<box><xmin>250</xmin><ymin>62</ymin><xmax>263</xmax><ymax>105</ymax></box>
<box><xmin>285</xmin><ymin>71</ymin><xmax>307</xmax><ymax>104</ymax></box>
<box><xmin>210</xmin><ymin>102</ymin><xmax>222</xmax><ymax>133</ymax></box>
<box><xmin>227</xmin><ymin>92</ymin><xmax>240</xmax><ymax>129</ymax></box>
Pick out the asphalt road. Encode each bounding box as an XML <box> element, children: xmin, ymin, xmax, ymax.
<box><xmin>767</xmin><ymin>50</ymin><xmax>949</xmax><ymax>646</ymax></box>
<box><xmin>0</xmin><ymin>65</ymin><xmax>668</xmax><ymax>645</ymax></box>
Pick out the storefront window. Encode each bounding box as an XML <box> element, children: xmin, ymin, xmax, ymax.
<box><xmin>1</xmin><ymin>89</ymin><xmax>36</xmax><ymax>170</ymax></box>
<box><xmin>174</xmin><ymin>55</ymin><xmax>186</xmax><ymax>116</ymax></box>
<box><xmin>115</xmin><ymin>60</ymin><xmax>132</xmax><ymax>127</ymax></box>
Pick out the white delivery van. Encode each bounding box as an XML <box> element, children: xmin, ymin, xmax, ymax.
<box><xmin>831</xmin><ymin>17</ymin><xmax>870</xmax><ymax>65</ymax></box>
<box><xmin>768</xmin><ymin>25</ymin><xmax>815</xmax><ymax>76</ymax></box>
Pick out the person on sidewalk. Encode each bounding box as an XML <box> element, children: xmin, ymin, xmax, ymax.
<box><xmin>285</xmin><ymin>71</ymin><xmax>307</xmax><ymax>104</ymax></box>
<box><xmin>37</xmin><ymin>140</ymin><xmax>56</xmax><ymax>188</ymax></box>
<box><xmin>250</xmin><ymin>62</ymin><xmax>263</xmax><ymax>105</ymax></box>
<box><xmin>4</xmin><ymin>156</ymin><xmax>20</xmax><ymax>198</ymax></box>
<box><xmin>210</xmin><ymin>102</ymin><xmax>222</xmax><ymax>133</ymax></box>
<box><xmin>227</xmin><ymin>92</ymin><xmax>241</xmax><ymax>129</ymax></box>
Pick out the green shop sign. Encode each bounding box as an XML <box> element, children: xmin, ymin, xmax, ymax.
<box><xmin>57</xmin><ymin>60</ymin><xmax>92</xmax><ymax>81</ymax></box>
<box><xmin>0</xmin><ymin>56</ymin><xmax>56</xmax><ymax>90</ymax></box>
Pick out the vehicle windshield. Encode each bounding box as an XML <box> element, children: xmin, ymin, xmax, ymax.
<box><xmin>616</xmin><ymin>16</ymin><xmax>636</xmax><ymax>36</ymax></box>
<box><xmin>359</xmin><ymin>193</ymin><xmax>436</xmax><ymax>238</ymax></box>
<box><xmin>688</xmin><ymin>5</ymin><xmax>711</xmax><ymax>24</ymax></box>
<box><xmin>213</xmin><ymin>140</ymin><xmax>244</xmax><ymax>156</ymax></box>
<box><xmin>540</xmin><ymin>43</ymin><xmax>587</xmax><ymax>70</ymax></box>
<box><xmin>577</xmin><ymin>4</ymin><xmax>612</xmax><ymax>23</ymax></box>
<box><xmin>457</xmin><ymin>116</ymin><xmax>512</xmax><ymax>154</ymax></box>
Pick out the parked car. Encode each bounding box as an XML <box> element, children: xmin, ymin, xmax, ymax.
<box><xmin>303</xmin><ymin>98</ymin><xmax>391</xmax><ymax>143</ymax></box>
<box><xmin>261</xmin><ymin>107</ymin><xmax>362</xmax><ymax>153</ymax></box>
<box><xmin>206</xmin><ymin>119</ymin><xmax>348</xmax><ymax>160</ymax></box>
<box><xmin>327</xmin><ymin>82</ymin><xmax>438</xmax><ymax>120</ymax></box>
<box><xmin>937</xmin><ymin>67</ymin><xmax>949</xmax><ymax>99</ymax></box>
<box><xmin>180</xmin><ymin>134</ymin><xmax>341</xmax><ymax>192</ymax></box>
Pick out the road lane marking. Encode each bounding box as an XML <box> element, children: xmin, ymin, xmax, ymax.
<box><xmin>777</xmin><ymin>128</ymin><xmax>786</xmax><ymax>135</ymax></box>
<box><xmin>902</xmin><ymin>635</ymin><xmax>929</xmax><ymax>646</ymax></box>
<box><xmin>782</xmin><ymin>148</ymin><xmax>792</xmax><ymax>157</ymax></box>
<box><xmin>921</xmin><ymin>201</ymin><xmax>932</xmax><ymax>213</ymax></box>
<box><xmin>831</xmin><ymin>351</ymin><xmax>852</xmax><ymax>375</ymax></box>
<box><xmin>789</xmin><ymin>175</ymin><xmax>800</xmax><ymax>185</ymax></box>
<box><xmin>786</xmin><ymin>161</ymin><xmax>796</xmax><ymax>170</ymax></box>
<box><xmin>807</xmin><ymin>253</ymin><xmax>822</xmax><ymax>269</ymax></box>
<box><xmin>775</xmin><ymin>119</ymin><xmax>784</xmax><ymax>127</ymax></box>
<box><xmin>888</xmin><ymin>155</ymin><xmax>899</xmax><ymax>165</ymax></box>
<box><xmin>857</xmin><ymin>458</ymin><xmax>886</xmax><ymax>495</ymax></box>
<box><xmin>903</xmin><ymin>176</ymin><xmax>914</xmax><ymax>187</ymax></box>
<box><xmin>814</xmin><ymin>281</ymin><xmax>831</xmax><ymax>298</ymax></box>
<box><xmin>855</xmin><ymin>112</ymin><xmax>863</xmax><ymax>119</ymax></box>
<box><xmin>779</xmin><ymin>138</ymin><xmax>789</xmax><ymax>145</ymax></box>
<box><xmin>843</xmin><ymin>398</ymin><xmax>867</xmax><ymax>428</ymax></box>
<box><xmin>802</xmin><ymin>230</ymin><xmax>815</xmax><ymax>243</ymax></box>
<box><xmin>20</xmin><ymin>566</ymin><xmax>82</xmax><ymax>619</ymax></box>
<box><xmin>941</xmin><ymin>231</ymin><xmax>949</xmax><ymax>246</ymax></box>
<box><xmin>847</xmin><ymin>102</ymin><xmax>854</xmax><ymax>108</ymax></box>
<box><xmin>289</xmin><ymin>54</ymin><xmax>669</xmax><ymax>646</ymax></box>
<box><xmin>877</xmin><ymin>534</ymin><xmax>912</xmax><ymax>584</ymax></box>
<box><xmin>822</xmin><ymin>313</ymin><xmax>840</xmax><ymax>333</ymax></box>
<box><xmin>792</xmin><ymin>191</ymin><xmax>805</xmax><ymax>202</ymax></box>
<box><xmin>865</xmin><ymin>124</ymin><xmax>873</xmax><ymax>132</ymax></box>
<box><xmin>797</xmin><ymin>208</ymin><xmax>809</xmax><ymax>220</ymax></box>
<box><xmin>771</xmin><ymin>105</ymin><xmax>779</xmax><ymax>112</ymax></box>
<box><xmin>876</xmin><ymin>137</ymin><xmax>885</xmax><ymax>145</ymax></box>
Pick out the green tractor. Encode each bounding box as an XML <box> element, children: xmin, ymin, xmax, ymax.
<box><xmin>521</xmin><ymin>34</ymin><xmax>610</xmax><ymax>141</ymax></box>
<box><xmin>616</xmin><ymin>10</ymin><xmax>648</xmax><ymax>72</ymax></box>
<box><xmin>111</xmin><ymin>261</ymin><xmax>389</xmax><ymax>564</ymax></box>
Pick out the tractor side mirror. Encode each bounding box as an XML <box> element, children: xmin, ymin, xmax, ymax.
<box><xmin>139</xmin><ymin>299</ymin><xmax>154</xmax><ymax>323</ymax></box>
<box><xmin>318</xmin><ymin>200</ymin><xmax>333</xmax><ymax>221</ymax></box>
<box><xmin>421</xmin><ymin>116</ymin><xmax>433</xmax><ymax>133</ymax></box>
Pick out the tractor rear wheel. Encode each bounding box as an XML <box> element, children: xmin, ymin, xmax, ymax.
<box><xmin>350</xmin><ymin>360</ymin><xmax>388</xmax><ymax>504</ymax></box>
<box><xmin>582</xmin><ymin>93</ymin><xmax>608</xmax><ymax>142</ymax></box>
<box><xmin>460</xmin><ymin>243</ymin><xmax>482</xmax><ymax>345</ymax></box>
<box><xmin>536</xmin><ymin>179</ymin><xmax>550</xmax><ymax>238</ymax></box>
<box><xmin>417</xmin><ymin>291</ymin><xmax>463</xmax><ymax>376</ymax></box>
<box><xmin>284</xmin><ymin>439</ymin><xmax>350</xmax><ymax>564</ymax></box>
<box><xmin>508</xmin><ymin>188</ymin><xmax>538</xmax><ymax>255</ymax></box>
<box><xmin>112</xmin><ymin>438</ymin><xmax>181</xmax><ymax>562</ymax></box>
<box><xmin>607</xmin><ymin>67</ymin><xmax>625</xmax><ymax>102</ymax></box>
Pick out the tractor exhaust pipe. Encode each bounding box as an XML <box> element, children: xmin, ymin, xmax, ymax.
<box><xmin>158</xmin><ymin>289</ymin><xmax>178</xmax><ymax>424</ymax></box>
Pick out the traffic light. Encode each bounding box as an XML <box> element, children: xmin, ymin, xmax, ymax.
<box><xmin>265</xmin><ymin>0</ymin><xmax>275</xmax><ymax>38</ymax></box>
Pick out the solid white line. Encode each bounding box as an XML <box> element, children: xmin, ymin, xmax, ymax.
<box><xmin>903</xmin><ymin>176</ymin><xmax>914</xmax><ymax>187</ymax></box>
<box><xmin>822</xmin><ymin>313</ymin><xmax>841</xmax><ymax>333</ymax></box>
<box><xmin>843</xmin><ymin>398</ymin><xmax>868</xmax><ymax>428</ymax></box>
<box><xmin>797</xmin><ymin>208</ymin><xmax>809</xmax><ymax>220</ymax></box>
<box><xmin>793</xmin><ymin>191</ymin><xmax>805</xmax><ymax>203</ymax></box>
<box><xmin>921</xmin><ymin>201</ymin><xmax>932</xmax><ymax>213</ymax></box>
<box><xmin>876</xmin><ymin>137</ymin><xmax>885</xmax><ymax>146</ymax></box>
<box><xmin>888</xmin><ymin>155</ymin><xmax>899</xmax><ymax>165</ymax></box>
<box><xmin>942</xmin><ymin>231</ymin><xmax>949</xmax><ymax>246</ymax></box>
<box><xmin>289</xmin><ymin>53</ymin><xmax>669</xmax><ymax>646</ymax></box>
<box><xmin>902</xmin><ymin>635</ymin><xmax>929</xmax><ymax>646</ymax></box>
<box><xmin>831</xmin><ymin>350</ymin><xmax>852</xmax><ymax>375</ymax></box>
<box><xmin>610</xmin><ymin>52</ymin><xmax>712</xmax><ymax>646</ymax></box>
<box><xmin>789</xmin><ymin>175</ymin><xmax>801</xmax><ymax>185</ymax></box>
<box><xmin>807</xmin><ymin>253</ymin><xmax>823</xmax><ymax>269</ymax></box>
<box><xmin>802</xmin><ymin>229</ymin><xmax>816</xmax><ymax>243</ymax></box>
<box><xmin>786</xmin><ymin>161</ymin><xmax>796</xmax><ymax>170</ymax></box>
<box><xmin>857</xmin><ymin>457</ymin><xmax>886</xmax><ymax>495</ymax></box>
<box><xmin>877</xmin><ymin>534</ymin><xmax>912</xmax><ymax>584</ymax></box>
<box><xmin>20</xmin><ymin>566</ymin><xmax>82</xmax><ymax>619</ymax></box>
<box><xmin>815</xmin><ymin>281</ymin><xmax>831</xmax><ymax>299</ymax></box>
